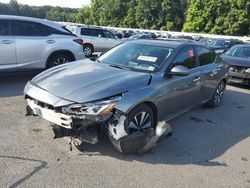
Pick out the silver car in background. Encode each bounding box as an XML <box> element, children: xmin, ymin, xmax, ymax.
<box><xmin>24</xmin><ymin>40</ymin><xmax>228</xmax><ymax>153</ymax></box>
<box><xmin>69</xmin><ymin>25</ymin><xmax>123</xmax><ymax>57</ymax></box>
<box><xmin>0</xmin><ymin>15</ymin><xmax>85</xmax><ymax>72</ymax></box>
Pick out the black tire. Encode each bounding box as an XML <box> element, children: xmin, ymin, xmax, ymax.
<box><xmin>124</xmin><ymin>104</ymin><xmax>156</xmax><ymax>135</ymax></box>
<box><xmin>83</xmin><ymin>44</ymin><xmax>93</xmax><ymax>57</ymax></box>
<box><xmin>206</xmin><ymin>80</ymin><xmax>226</xmax><ymax>107</ymax></box>
<box><xmin>47</xmin><ymin>54</ymin><xmax>72</xmax><ymax>68</ymax></box>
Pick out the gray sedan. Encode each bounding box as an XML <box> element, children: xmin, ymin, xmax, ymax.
<box><xmin>24</xmin><ymin>40</ymin><xmax>228</xmax><ymax>153</ymax></box>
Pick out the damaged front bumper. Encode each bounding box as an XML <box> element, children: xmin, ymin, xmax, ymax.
<box><xmin>26</xmin><ymin>96</ymin><xmax>111</xmax><ymax>145</ymax></box>
<box><xmin>27</xmin><ymin>99</ymin><xmax>72</xmax><ymax>129</ymax></box>
<box><xmin>25</xmin><ymin>96</ymin><xmax>172</xmax><ymax>154</ymax></box>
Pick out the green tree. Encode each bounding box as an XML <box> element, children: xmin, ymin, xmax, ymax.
<box><xmin>183</xmin><ymin>0</ymin><xmax>250</xmax><ymax>36</ymax></box>
<box><xmin>8</xmin><ymin>0</ymin><xmax>20</xmax><ymax>15</ymax></box>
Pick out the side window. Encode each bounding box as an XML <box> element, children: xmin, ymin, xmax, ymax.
<box><xmin>0</xmin><ymin>20</ymin><xmax>10</xmax><ymax>36</ymax></box>
<box><xmin>94</xmin><ymin>29</ymin><xmax>105</xmax><ymax>37</ymax></box>
<box><xmin>172</xmin><ymin>46</ymin><xmax>196</xmax><ymax>69</ymax></box>
<box><xmin>81</xmin><ymin>28</ymin><xmax>90</xmax><ymax>36</ymax></box>
<box><xmin>13</xmin><ymin>20</ymin><xmax>52</xmax><ymax>36</ymax></box>
<box><xmin>103</xmin><ymin>30</ymin><xmax>115</xmax><ymax>39</ymax></box>
<box><xmin>196</xmin><ymin>46</ymin><xmax>216</xmax><ymax>66</ymax></box>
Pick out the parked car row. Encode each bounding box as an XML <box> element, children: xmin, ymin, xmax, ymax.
<box><xmin>1</xmin><ymin>15</ymin><xmax>249</xmax><ymax>89</ymax></box>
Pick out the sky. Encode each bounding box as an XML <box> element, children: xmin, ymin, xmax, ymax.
<box><xmin>0</xmin><ymin>0</ymin><xmax>91</xmax><ymax>8</ymax></box>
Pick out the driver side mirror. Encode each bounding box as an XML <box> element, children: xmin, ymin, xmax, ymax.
<box><xmin>98</xmin><ymin>34</ymin><xmax>102</xmax><ymax>38</ymax></box>
<box><xmin>170</xmin><ymin>65</ymin><xmax>190</xmax><ymax>76</ymax></box>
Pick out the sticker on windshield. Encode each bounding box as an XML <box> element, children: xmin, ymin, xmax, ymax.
<box><xmin>137</xmin><ymin>55</ymin><xmax>158</xmax><ymax>62</ymax></box>
<box><xmin>148</xmin><ymin>66</ymin><xmax>155</xmax><ymax>71</ymax></box>
<box><xmin>188</xmin><ymin>50</ymin><xmax>194</xmax><ymax>57</ymax></box>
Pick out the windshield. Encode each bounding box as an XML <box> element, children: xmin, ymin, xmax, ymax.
<box><xmin>98</xmin><ymin>42</ymin><xmax>173</xmax><ymax>73</ymax></box>
<box><xmin>209</xmin><ymin>39</ymin><xmax>228</xmax><ymax>47</ymax></box>
<box><xmin>225</xmin><ymin>46</ymin><xmax>250</xmax><ymax>59</ymax></box>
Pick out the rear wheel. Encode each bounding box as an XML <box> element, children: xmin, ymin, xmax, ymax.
<box><xmin>83</xmin><ymin>44</ymin><xmax>93</xmax><ymax>57</ymax></box>
<box><xmin>206</xmin><ymin>80</ymin><xmax>226</xmax><ymax>107</ymax></box>
<box><xmin>47</xmin><ymin>54</ymin><xmax>72</xmax><ymax>68</ymax></box>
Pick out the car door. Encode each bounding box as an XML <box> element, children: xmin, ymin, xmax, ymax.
<box><xmin>13</xmin><ymin>20</ymin><xmax>52</xmax><ymax>70</ymax></box>
<box><xmin>0</xmin><ymin>19</ymin><xmax>16</xmax><ymax>71</ymax></box>
<box><xmin>158</xmin><ymin>45</ymin><xmax>203</xmax><ymax>119</ymax></box>
<box><xmin>195</xmin><ymin>46</ymin><xmax>222</xmax><ymax>101</ymax></box>
<box><xmin>102</xmin><ymin>30</ymin><xmax>121</xmax><ymax>50</ymax></box>
<box><xmin>92</xmin><ymin>29</ymin><xmax>109</xmax><ymax>52</ymax></box>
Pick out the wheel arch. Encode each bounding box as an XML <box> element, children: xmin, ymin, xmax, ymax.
<box><xmin>46</xmin><ymin>50</ymin><xmax>76</xmax><ymax>69</ymax></box>
<box><xmin>220</xmin><ymin>77</ymin><xmax>227</xmax><ymax>85</ymax></box>
<box><xmin>125</xmin><ymin>101</ymin><xmax>159</xmax><ymax>126</ymax></box>
<box><xmin>83</xmin><ymin>43</ymin><xmax>94</xmax><ymax>50</ymax></box>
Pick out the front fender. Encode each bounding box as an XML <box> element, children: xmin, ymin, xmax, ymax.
<box><xmin>115</xmin><ymin>84</ymin><xmax>162</xmax><ymax>114</ymax></box>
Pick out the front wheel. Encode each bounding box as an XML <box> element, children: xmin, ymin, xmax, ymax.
<box><xmin>206</xmin><ymin>80</ymin><xmax>226</xmax><ymax>107</ymax></box>
<box><xmin>124</xmin><ymin>104</ymin><xmax>156</xmax><ymax>135</ymax></box>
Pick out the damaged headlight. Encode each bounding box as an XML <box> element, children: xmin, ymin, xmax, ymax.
<box><xmin>62</xmin><ymin>96</ymin><xmax>121</xmax><ymax>116</ymax></box>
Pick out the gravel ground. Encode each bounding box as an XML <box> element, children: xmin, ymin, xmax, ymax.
<box><xmin>0</xmin><ymin>73</ymin><xmax>250</xmax><ymax>188</ymax></box>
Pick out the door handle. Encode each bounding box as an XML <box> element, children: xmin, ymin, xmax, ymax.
<box><xmin>46</xmin><ymin>40</ymin><xmax>55</xmax><ymax>44</ymax></box>
<box><xmin>216</xmin><ymin>67</ymin><xmax>221</xmax><ymax>71</ymax></box>
<box><xmin>2</xmin><ymin>40</ymin><xmax>14</xmax><ymax>44</ymax></box>
<box><xmin>211</xmin><ymin>68</ymin><xmax>220</xmax><ymax>75</ymax></box>
<box><xmin>194</xmin><ymin>77</ymin><xmax>201</xmax><ymax>82</ymax></box>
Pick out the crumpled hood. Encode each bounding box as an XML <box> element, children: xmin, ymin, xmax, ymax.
<box><xmin>221</xmin><ymin>55</ymin><xmax>250</xmax><ymax>67</ymax></box>
<box><xmin>31</xmin><ymin>59</ymin><xmax>151</xmax><ymax>103</ymax></box>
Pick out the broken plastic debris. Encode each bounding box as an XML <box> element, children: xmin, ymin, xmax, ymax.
<box><xmin>108</xmin><ymin>115</ymin><xmax>128</xmax><ymax>140</ymax></box>
<box><xmin>108</xmin><ymin>121</ymin><xmax>172</xmax><ymax>153</ymax></box>
<box><xmin>138</xmin><ymin>121</ymin><xmax>172</xmax><ymax>153</ymax></box>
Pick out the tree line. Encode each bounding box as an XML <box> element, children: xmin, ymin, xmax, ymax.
<box><xmin>0</xmin><ymin>0</ymin><xmax>249</xmax><ymax>36</ymax></box>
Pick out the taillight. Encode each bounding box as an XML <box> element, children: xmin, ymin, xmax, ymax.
<box><xmin>73</xmin><ymin>39</ymin><xmax>83</xmax><ymax>45</ymax></box>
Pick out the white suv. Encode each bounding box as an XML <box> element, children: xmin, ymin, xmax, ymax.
<box><xmin>70</xmin><ymin>25</ymin><xmax>123</xmax><ymax>57</ymax></box>
<box><xmin>0</xmin><ymin>15</ymin><xmax>85</xmax><ymax>72</ymax></box>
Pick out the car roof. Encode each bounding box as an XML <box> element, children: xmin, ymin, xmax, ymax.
<box><xmin>79</xmin><ymin>25</ymin><xmax>105</xmax><ymax>30</ymax></box>
<box><xmin>0</xmin><ymin>15</ymin><xmax>65</xmax><ymax>32</ymax></box>
<box><xmin>128</xmin><ymin>39</ymin><xmax>193</xmax><ymax>48</ymax></box>
<box><xmin>232</xmin><ymin>44</ymin><xmax>250</xmax><ymax>48</ymax></box>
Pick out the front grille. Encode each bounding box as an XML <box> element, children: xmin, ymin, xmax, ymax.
<box><xmin>25</xmin><ymin>95</ymin><xmax>55</xmax><ymax>111</ymax></box>
<box><xmin>230</xmin><ymin>66</ymin><xmax>247</xmax><ymax>74</ymax></box>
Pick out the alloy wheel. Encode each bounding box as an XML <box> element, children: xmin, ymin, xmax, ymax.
<box><xmin>84</xmin><ymin>47</ymin><xmax>92</xmax><ymax>56</ymax></box>
<box><xmin>51</xmin><ymin>57</ymin><xmax>69</xmax><ymax>67</ymax></box>
<box><xmin>214</xmin><ymin>82</ymin><xmax>225</xmax><ymax>105</ymax></box>
<box><xmin>128</xmin><ymin>111</ymin><xmax>153</xmax><ymax>134</ymax></box>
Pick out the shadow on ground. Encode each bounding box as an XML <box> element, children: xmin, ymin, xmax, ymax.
<box><xmin>75</xmin><ymin>87</ymin><xmax>250</xmax><ymax>167</ymax></box>
<box><xmin>0</xmin><ymin>155</ymin><xmax>47</xmax><ymax>188</ymax></box>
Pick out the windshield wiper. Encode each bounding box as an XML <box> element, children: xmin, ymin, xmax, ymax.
<box><xmin>109</xmin><ymin>64</ymin><xmax>130</xmax><ymax>70</ymax></box>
